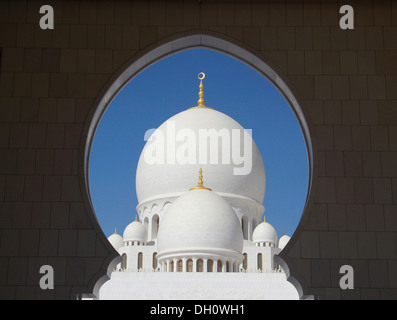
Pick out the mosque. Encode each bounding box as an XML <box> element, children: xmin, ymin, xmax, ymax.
<box><xmin>98</xmin><ymin>73</ymin><xmax>299</xmax><ymax>300</ymax></box>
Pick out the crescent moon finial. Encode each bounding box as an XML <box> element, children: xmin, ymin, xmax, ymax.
<box><xmin>188</xmin><ymin>72</ymin><xmax>214</xmax><ymax>110</ymax></box>
<box><xmin>197</xmin><ymin>72</ymin><xmax>206</xmax><ymax>107</ymax></box>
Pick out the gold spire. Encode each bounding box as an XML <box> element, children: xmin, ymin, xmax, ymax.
<box><xmin>114</xmin><ymin>228</ymin><xmax>117</xmax><ymax>234</ymax></box>
<box><xmin>135</xmin><ymin>215</ymin><xmax>137</xmax><ymax>222</ymax></box>
<box><xmin>197</xmin><ymin>72</ymin><xmax>206</xmax><ymax>107</ymax></box>
<box><xmin>189</xmin><ymin>72</ymin><xmax>214</xmax><ymax>110</ymax></box>
<box><xmin>189</xmin><ymin>167</ymin><xmax>212</xmax><ymax>191</ymax></box>
<box><xmin>263</xmin><ymin>216</ymin><xmax>266</xmax><ymax>223</ymax></box>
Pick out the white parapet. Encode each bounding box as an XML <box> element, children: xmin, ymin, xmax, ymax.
<box><xmin>99</xmin><ymin>271</ymin><xmax>299</xmax><ymax>300</ymax></box>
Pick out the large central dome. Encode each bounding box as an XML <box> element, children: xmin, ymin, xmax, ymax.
<box><xmin>135</xmin><ymin>74</ymin><xmax>266</xmax><ymax>207</ymax></box>
<box><xmin>136</xmin><ymin>107</ymin><xmax>266</xmax><ymax>205</ymax></box>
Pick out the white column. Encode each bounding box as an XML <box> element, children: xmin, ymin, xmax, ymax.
<box><xmin>182</xmin><ymin>258</ymin><xmax>187</xmax><ymax>272</ymax></box>
<box><xmin>193</xmin><ymin>258</ymin><xmax>197</xmax><ymax>272</ymax></box>
<box><xmin>148</xmin><ymin>217</ymin><xmax>152</xmax><ymax>242</ymax></box>
<box><xmin>248</xmin><ymin>218</ymin><xmax>252</xmax><ymax>241</ymax></box>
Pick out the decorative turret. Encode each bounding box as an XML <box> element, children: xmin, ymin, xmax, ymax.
<box><xmin>252</xmin><ymin>216</ymin><xmax>278</xmax><ymax>247</ymax></box>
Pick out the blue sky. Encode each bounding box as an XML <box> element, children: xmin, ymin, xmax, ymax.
<box><xmin>89</xmin><ymin>48</ymin><xmax>309</xmax><ymax>240</ymax></box>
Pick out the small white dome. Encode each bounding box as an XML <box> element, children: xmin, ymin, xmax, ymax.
<box><xmin>123</xmin><ymin>220</ymin><xmax>146</xmax><ymax>243</ymax></box>
<box><xmin>108</xmin><ymin>232</ymin><xmax>123</xmax><ymax>251</ymax></box>
<box><xmin>252</xmin><ymin>219</ymin><xmax>278</xmax><ymax>244</ymax></box>
<box><xmin>157</xmin><ymin>188</ymin><xmax>243</xmax><ymax>257</ymax></box>
<box><xmin>278</xmin><ymin>233</ymin><xmax>291</xmax><ymax>250</ymax></box>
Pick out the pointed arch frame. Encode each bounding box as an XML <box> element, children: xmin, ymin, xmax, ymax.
<box><xmin>81</xmin><ymin>31</ymin><xmax>315</xmax><ymax>299</ymax></box>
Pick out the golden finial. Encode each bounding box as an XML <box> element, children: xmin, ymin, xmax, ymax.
<box><xmin>189</xmin><ymin>72</ymin><xmax>214</xmax><ymax>110</ymax></box>
<box><xmin>263</xmin><ymin>216</ymin><xmax>266</xmax><ymax>223</ymax></box>
<box><xmin>135</xmin><ymin>215</ymin><xmax>137</xmax><ymax>222</ymax></box>
<box><xmin>284</xmin><ymin>230</ymin><xmax>286</xmax><ymax>236</ymax></box>
<box><xmin>114</xmin><ymin>228</ymin><xmax>117</xmax><ymax>234</ymax></box>
<box><xmin>197</xmin><ymin>72</ymin><xmax>206</xmax><ymax>107</ymax></box>
<box><xmin>189</xmin><ymin>167</ymin><xmax>212</xmax><ymax>191</ymax></box>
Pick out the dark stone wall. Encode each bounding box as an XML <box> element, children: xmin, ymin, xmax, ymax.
<box><xmin>0</xmin><ymin>0</ymin><xmax>396</xmax><ymax>299</ymax></box>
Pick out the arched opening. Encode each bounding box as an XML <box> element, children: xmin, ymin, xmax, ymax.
<box><xmin>121</xmin><ymin>253</ymin><xmax>127</xmax><ymax>271</ymax></box>
<box><xmin>258</xmin><ymin>253</ymin><xmax>263</xmax><ymax>271</ymax></box>
<box><xmin>137</xmin><ymin>252</ymin><xmax>143</xmax><ymax>270</ymax></box>
<box><xmin>177</xmin><ymin>260</ymin><xmax>183</xmax><ymax>272</ymax></box>
<box><xmin>84</xmin><ymin>33</ymin><xmax>313</xmax><ymax>299</ymax></box>
<box><xmin>241</xmin><ymin>215</ymin><xmax>249</xmax><ymax>240</ymax></box>
<box><xmin>152</xmin><ymin>252</ymin><xmax>157</xmax><ymax>270</ymax></box>
<box><xmin>187</xmin><ymin>259</ymin><xmax>193</xmax><ymax>272</ymax></box>
<box><xmin>217</xmin><ymin>260</ymin><xmax>222</xmax><ymax>273</ymax></box>
<box><xmin>207</xmin><ymin>260</ymin><xmax>213</xmax><ymax>273</ymax></box>
<box><xmin>151</xmin><ymin>214</ymin><xmax>159</xmax><ymax>240</ymax></box>
<box><xmin>143</xmin><ymin>217</ymin><xmax>149</xmax><ymax>239</ymax></box>
<box><xmin>197</xmin><ymin>259</ymin><xmax>204</xmax><ymax>272</ymax></box>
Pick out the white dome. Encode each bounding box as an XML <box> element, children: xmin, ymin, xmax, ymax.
<box><xmin>278</xmin><ymin>234</ymin><xmax>291</xmax><ymax>250</ymax></box>
<box><xmin>123</xmin><ymin>220</ymin><xmax>146</xmax><ymax>243</ymax></box>
<box><xmin>157</xmin><ymin>188</ymin><xmax>243</xmax><ymax>257</ymax></box>
<box><xmin>107</xmin><ymin>232</ymin><xmax>123</xmax><ymax>251</ymax></box>
<box><xmin>136</xmin><ymin>107</ymin><xmax>266</xmax><ymax>206</ymax></box>
<box><xmin>252</xmin><ymin>220</ymin><xmax>278</xmax><ymax>244</ymax></box>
